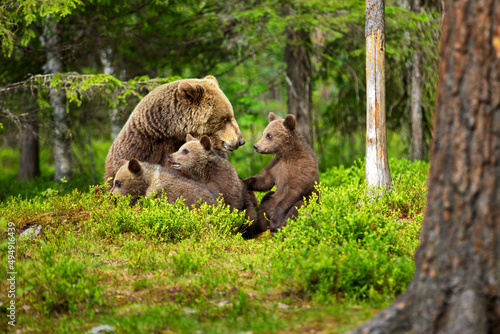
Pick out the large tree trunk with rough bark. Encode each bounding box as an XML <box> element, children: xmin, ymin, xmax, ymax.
<box><xmin>365</xmin><ymin>0</ymin><xmax>392</xmax><ymax>188</ymax></box>
<box><xmin>284</xmin><ymin>8</ymin><xmax>313</xmax><ymax>146</ymax></box>
<box><xmin>348</xmin><ymin>1</ymin><xmax>500</xmax><ymax>333</ymax></box>
<box><xmin>18</xmin><ymin>114</ymin><xmax>40</xmax><ymax>180</ymax></box>
<box><xmin>43</xmin><ymin>19</ymin><xmax>72</xmax><ymax>182</ymax></box>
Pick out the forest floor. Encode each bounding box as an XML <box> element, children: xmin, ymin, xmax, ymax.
<box><xmin>0</xmin><ymin>158</ymin><xmax>428</xmax><ymax>333</ymax></box>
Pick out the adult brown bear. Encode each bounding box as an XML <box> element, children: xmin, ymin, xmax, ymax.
<box><xmin>105</xmin><ymin>76</ymin><xmax>244</xmax><ymax>184</ymax></box>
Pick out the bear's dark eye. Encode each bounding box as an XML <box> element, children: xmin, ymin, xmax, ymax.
<box><xmin>182</xmin><ymin>149</ymin><xmax>189</xmax><ymax>154</ymax></box>
<box><xmin>223</xmin><ymin>117</ymin><xmax>231</xmax><ymax>124</ymax></box>
<box><xmin>266</xmin><ymin>133</ymin><xmax>272</xmax><ymax>140</ymax></box>
<box><xmin>115</xmin><ymin>180</ymin><xmax>122</xmax><ymax>188</ymax></box>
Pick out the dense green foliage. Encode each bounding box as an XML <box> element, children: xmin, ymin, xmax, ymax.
<box><xmin>0</xmin><ymin>2</ymin><xmax>436</xmax><ymax>331</ymax></box>
<box><xmin>0</xmin><ymin>158</ymin><xmax>427</xmax><ymax>333</ymax></box>
<box><xmin>0</xmin><ymin>0</ymin><xmax>442</xmax><ymax>180</ymax></box>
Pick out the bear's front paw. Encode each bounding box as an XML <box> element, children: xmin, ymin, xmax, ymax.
<box><xmin>243</xmin><ymin>177</ymin><xmax>256</xmax><ymax>189</ymax></box>
<box><xmin>269</xmin><ymin>217</ymin><xmax>286</xmax><ymax>233</ymax></box>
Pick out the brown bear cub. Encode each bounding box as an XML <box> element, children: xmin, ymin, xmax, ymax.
<box><xmin>105</xmin><ymin>76</ymin><xmax>245</xmax><ymax>185</ymax></box>
<box><xmin>244</xmin><ymin>112</ymin><xmax>319</xmax><ymax>234</ymax></box>
<box><xmin>111</xmin><ymin>158</ymin><xmax>218</xmax><ymax>208</ymax></box>
<box><xmin>168</xmin><ymin>134</ymin><xmax>257</xmax><ymax>236</ymax></box>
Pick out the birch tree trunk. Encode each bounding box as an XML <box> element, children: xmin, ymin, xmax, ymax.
<box><xmin>99</xmin><ymin>48</ymin><xmax>121</xmax><ymax>140</ymax></box>
<box><xmin>348</xmin><ymin>0</ymin><xmax>500</xmax><ymax>332</ymax></box>
<box><xmin>411</xmin><ymin>0</ymin><xmax>424</xmax><ymax>161</ymax></box>
<box><xmin>43</xmin><ymin>19</ymin><xmax>72</xmax><ymax>182</ymax></box>
<box><xmin>365</xmin><ymin>0</ymin><xmax>392</xmax><ymax>188</ymax></box>
<box><xmin>284</xmin><ymin>7</ymin><xmax>313</xmax><ymax>146</ymax></box>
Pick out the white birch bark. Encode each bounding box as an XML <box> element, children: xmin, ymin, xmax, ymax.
<box><xmin>42</xmin><ymin>18</ymin><xmax>72</xmax><ymax>182</ymax></box>
<box><xmin>410</xmin><ymin>0</ymin><xmax>424</xmax><ymax>161</ymax></box>
<box><xmin>365</xmin><ymin>0</ymin><xmax>392</xmax><ymax>188</ymax></box>
<box><xmin>411</xmin><ymin>50</ymin><xmax>423</xmax><ymax>160</ymax></box>
<box><xmin>99</xmin><ymin>48</ymin><xmax>121</xmax><ymax>140</ymax></box>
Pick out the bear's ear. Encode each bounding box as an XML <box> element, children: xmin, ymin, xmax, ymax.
<box><xmin>204</xmin><ymin>75</ymin><xmax>219</xmax><ymax>88</ymax></box>
<box><xmin>128</xmin><ymin>158</ymin><xmax>143</xmax><ymax>175</ymax></box>
<box><xmin>283</xmin><ymin>115</ymin><xmax>296</xmax><ymax>132</ymax></box>
<box><xmin>200</xmin><ymin>135</ymin><xmax>212</xmax><ymax>151</ymax></box>
<box><xmin>179</xmin><ymin>81</ymin><xmax>205</xmax><ymax>101</ymax></box>
<box><xmin>186</xmin><ymin>134</ymin><xmax>196</xmax><ymax>142</ymax></box>
<box><xmin>269</xmin><ymin>112</ymin><xmax>280</xmax><ymax>122</ymax></box>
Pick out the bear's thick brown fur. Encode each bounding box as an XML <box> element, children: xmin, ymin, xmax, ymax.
<box><xmin>105</xmin><ymin>76</ymin><xmax>244</xmax><ymax>184</ymax></box>
<box><xmin>168</xmin><ymin>134</ymin><xmax>257</xmax><ymax>235</ymax></box>
<box><xmin>244</xmin><ymin>112</ymin><xmax>319</xmax><ymax>234</ymax></box>
<box><xmin>111</xmin><ymin>158</ymin><xmax>218</xmax><ymax>208</ymax></box>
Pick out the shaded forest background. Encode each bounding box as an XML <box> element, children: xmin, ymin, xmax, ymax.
<box><xmin>0</xmin><ymin>0</ymin><xmax>442</xmax><ymax>197</ymax></box>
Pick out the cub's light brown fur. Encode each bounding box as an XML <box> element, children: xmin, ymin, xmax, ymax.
<box><xmin>244</xmin><ymin>112</ymin><xmax>319</xmax><ymax>234</ymax></box>
<box><xmin>105</xmin><ymin>76</ymin><xmax>244</xmax><ymax>184</ymax></box>
<box><xmin>111</xmin><ymin>158</ymin><xmax>217</xmax><ymax>208</ymax></box>
<box><xmin>168</xmin><ymin>134</ymin><xmax>257</xmax><ymax>236</ymax></box>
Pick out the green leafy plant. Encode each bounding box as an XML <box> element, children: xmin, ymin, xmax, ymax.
<box><xmin>0</xmin><ymin>158</ymin><xmax>428</xmax><ymax>333</ymax></box>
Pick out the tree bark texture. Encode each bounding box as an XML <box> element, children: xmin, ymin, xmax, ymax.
<box><xmin>284</xmin><ymin>19</ymin><xmax>313</xmax><ymax>146</ymax></box>
<box><xmin>365</xmin><ymin>0</ymin><xmax>392</xmax><ymax>188</ymax></box>
<box><xmin>411</xmin><ymin>0</ymin><xmax>424</xmax><ymax>161</ymax></box>
<box><xmin>43</xmin><ymin>19</ymin><xmax>72</xmax><ymax>182</ymax></box>
<box><xmin>99</xmin><ymin>48</ymin><xmax>122</xmax><ymax>140</ymax></box>
<box><xmin>18</xmin><ymin>115</ymin><xmax>40</xmax><ymax>180</ymax></box>
<box><xmin>411</xmin><ymin>47</ymin><xmax>424</xmax><ymax>161</ymax></box>
<box><xmin>348</xmin><ymin>1</ymin><xmax>500</xmax><ymax>333</ymax></box>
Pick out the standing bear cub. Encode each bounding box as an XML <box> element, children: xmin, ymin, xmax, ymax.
<box><xmin>105</xmin><ymin>76</ymin><xmax>245</xmax><ymax>184</ymax></box>
<box><xmin>168</xmin><ymin>134</ymin><xmax>257</xmax><ymax>235</ymax></box>
<box><xmin>111</xmin><ymin>158</ymin><xmax>218</xmax><ymax>208</ymax></box>
<box><xmin>244</xmin><ymin>112</ymin><xmax>319</xmax><ymax>234</ymax></box>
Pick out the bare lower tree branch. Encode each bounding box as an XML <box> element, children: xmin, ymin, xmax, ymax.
<box><xmin>0</xmin><ymin>73</ymin><xmax>174</xmax><ymax>95</ymax></box>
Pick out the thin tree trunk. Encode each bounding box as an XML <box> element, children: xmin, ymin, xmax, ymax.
<box><xmin>411</xmin><ymin>0</ymin><xmax>424</xmax><ymax>161</ymax></box>
<box><xmin>18</xmin><ymin>114</ymin><xmax>40</xmax><ymax>180</ymax></box>
<box><xmin>365</xmin><ymin>0</ymin><xmax>392</xmax><ymax>188</ymax></box>
<box><xmin>410</xmin><ymin>50</ymin><xmax>423</xmax><ymax>160</ymax></box>
<box><xmin>284</xmin><ymin>7</ymin><xmax>313</xmax><ymax>146</ymax></box>
<box><xmin>43</xmin><ymin>19</ymin><xmax>72</xmax><ymax>182</ymax></box>
<box><xmin>99</xmin><ymin>48</ymin><xmax>121</xmax><ymax>140</ymax></box>
<box><xmin>348</xmin><ymin>0</ymin><xmax>500</xmax><ymax>332</ymax></box>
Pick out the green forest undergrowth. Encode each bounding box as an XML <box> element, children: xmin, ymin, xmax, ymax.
<box><xmin>0</xmin><ymin>158</ymin><xmax>428</xmax><ymax>333</ymax></box>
